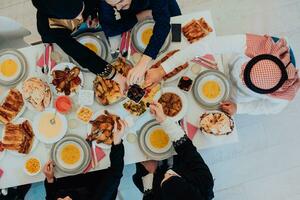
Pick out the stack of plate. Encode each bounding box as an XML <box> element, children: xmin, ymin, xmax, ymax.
<box><xmin>72</xmin><ymin>33</ymin><xmax>110</xmax><ymax>72</ymax></box>
<box><xmin>138</xmin><ymin>120</ymin><xmax>174</xmax><ymax>160</ymax></box>
<box><xmin>193</xmin><ymin>70</ymin><xmax>231</xmax><ymax>109</ymax></box>
<box><xmin>50</xmin><ymin>134</ymin><xmax>91</xmax><ymax>175</ymax></box>
<box><xmin>0</xmin><ymin>49</ymin><xmax>27</xmax><ymax>86</ymax></box>
<box><xmin>131</xmin><ymin>19</ymin><xmax>171</xmax><ymax>55</ymax></box>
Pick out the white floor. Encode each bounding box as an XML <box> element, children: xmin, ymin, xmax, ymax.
<box><xmin>1</xmin><ymin>0</ymin><xmax>300</xmax><ymax>199</ymax></box>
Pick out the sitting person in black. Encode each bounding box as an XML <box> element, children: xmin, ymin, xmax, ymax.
<box><xmin>43</xmin><ymin>120</ymin><xmax>127</xmax><ymax>200</ymax></box>
<box><xmin>133</xmin><ymin>103</ymin><xmax>214</xmax><ymax>200</ymax></box>
<box><xmin>31</xmin><ymin>0</ymin><xmax>127</xmax><ymax>92</ymax></box>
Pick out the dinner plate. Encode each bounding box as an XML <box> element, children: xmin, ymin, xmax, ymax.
<box><xmin>138</xmin><ymin>119</ymin><xmax>174</xmax><ymax>160</ymax></box>
<box><xmin>49</xmin><ymin>62</ymin><xmax>84</xmax><ymax>97</ymax></box>
<box><xmin>1</xmin><ymin>117</ymin><xmax>39</xmax><ymax>156</ymax></box>
<box><xmin>193</xmin><ymin>70</ymin><xmax>231</xmax><ymax>110</ymax></box>
<box><xmin>131</xmin><ymin>19</ymin><xmax>172</xmax><ymax>55</ymax></box>
<box><xmin>0</xmin><ymin>49</ymin><xmax>28</xmax><ymax>86</ymax></box>
<box><xmin>0</xmin><ymin>89</ymin><xmax>26</xmax><ymax>125</ymax></box>
<box><xmin>32</xmin><ymin>108</ymin><xmax>68</xmax><ymax>144</ymax></box>
<box><xmin>154</xmin><ymin>87</ymin><xmax>188</xmax><ymax>122</ymax></box>
<box><xmin>50</xmin><ymin>134</ymin><xmax>91</xmax><ymax>175</ymax></box>
<box><xmin>73</xmin><ymin>33</ymin><xmax>110</xmax><ymax>72</ymax></box>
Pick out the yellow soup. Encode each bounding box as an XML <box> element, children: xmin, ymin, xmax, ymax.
<box><xmin>141</xmin><ymin>28</ymin><xmax>153</xmax><ymax>46</ymax></box>
<box><xmin>202</xmin><ymin>80</ymin><xmax>221</xmax><ymax>100</ymax></box>
<box><xmin>61</xmin><ymin>143</ymin><xmax>81</xmax><ymax>165</ymax></box>
<box><xmin>84</xmin><ymin>42</ymin><xmax>98</xmax><ymax>54</ymax></box>
<box><xmin>38</xmin><ymin>113</ymin><xmax>63</xmax><ymax>138</ymax></box>
<box><xmin>0</xmin><ymin>59</ymin><xmax>18</xmax><ymax>77</ymax></box>
<box><xmin>25</xmin><ymin>158</ymin><xmax>40</xmax><ymax>174</ymax></box>
<box><xmin>149</xmin><ymin>128</ymin><xmax>169</xmax><ymax>149</ymax></box>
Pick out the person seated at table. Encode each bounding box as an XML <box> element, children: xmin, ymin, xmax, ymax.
<box><xmin>31</xmin><ymin>0</ymin><xmax>127</xmax><ymax>92</ymax></box>
<box><xmin>145</xmin><ymin>34</ymin><xmax>300</xmax><ymax>115</ymax></box>
<box><xmin>43</xmin><ymin>120</ymin><xmax>127</xmax><ymax>200</ymax></box>
<box><xmin>100</xmin><ymin>0</ymin><xmax>181</xmax><ymax>85</ymax></box>
<box><xmin>132</xmin><ymin>102</ymin><xmax>214</xmax><ymax>200</ymax></box>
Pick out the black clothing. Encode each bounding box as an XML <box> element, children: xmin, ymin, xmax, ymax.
<box><xmin>44</xmin><ymin>143</ymin><xmax>124</xmax><ymax>200</ymax></box>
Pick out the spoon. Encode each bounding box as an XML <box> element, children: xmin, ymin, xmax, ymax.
<box><xmin>50</xmin><ymin>110</ymin><xmax>57</xmax><ymax>125</ymax></box>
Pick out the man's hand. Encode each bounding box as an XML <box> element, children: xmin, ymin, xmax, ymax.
<box><xmin>43</xmin><ymin>160</ymin><xmax>55</xmax><ymax>183</ymax></box>
<box><xmin>144</xmin><ymin>66</ymin><xmax>166</xmax><ymax>87</ymax></box>
<box><xmin>113</xmin><ymin>119</ymin><xmax>127</xmax><ymax>145</ymax></box>
<box><xmin>141</xmin><ymin>160</ymin><xmax>158</xmax><ymax>173</ymax></box>
<box><xmin>149</xmin><ymin>102</ymin><xmax>166</xmax><ymax>123</ymax></box>
<box><xmin>220</xmin><ymin>101</ymin><xmax>237</xmax><ymax>116</ymax></box>
<box><xmin>127</xmin><ymin>55</ymin><xmax>152</xmax><ymax>86</ymax></box>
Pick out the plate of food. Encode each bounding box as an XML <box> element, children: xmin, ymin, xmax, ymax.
<box><xmin>0</xmin><ymin>88</ymin><xmax>25</xmax><ymax>124</ymax></box>
<box><xmin>76</xmin><ymin>106</ymin><xmax>93</xmax><ymax>123</ymax></box>
<box><xmin>51</xmin><ymin>134</ymin><xmax>91</xmax><ymax>175</ymax></box>
<box><xmin>33</xmin><ymin>108</ymin><xmax>68</xmax><ymax>144</ymax></box>
<box><xmin>0</xmin><ymin>49</ymin><xmax>27</xmax><ymax>86</ymax></box>
<box><xmin>22</xmin><ymin>77</ymin><xmax>52</xmax><ymax>112</ymax></box>
<box><xmin>73</xmin><ymin>33</ymin><xmax>110</xmax><ymax>72</ymax></box>
<box><xmin>94</xmin><ymin>58</ymin><xmax>133</xmax><ymax>106</ymax></box>
<box><xmin>182</xmin><ymin>17</ymin><xmax>213</xmax><ymax>43</ymax></box>
<box><xmin>199</xmin><ymin>111</ymin><xmax>234</xmax><ymax>135</ymax></box>
<box><xmin>1</xmin><ymin>117</ymin><xmax>38</xmax><ymax>156</ymax></box>
<box><xmin>155</xmin><ymin>87</ymin><xmax>188</xmax><ymax>122</ymax></box>
<box><xmin>131</xmin><ymin>19</ymin><xmax>172</xmax><ymax>55</ymax></box>
<box><xmin>193</xmin><ymin>70</ymin><xmax>231</xmax><ymax>109</ymax></box>
<box><xmin>50</xmin><ymin>63</ymin><xmax>83</xmax><ymax>96</ymax></box>
<box><xmin>86</xmin><ymin>110</ymin><xmax>122</xmax><ymax>149</ymax></box>
<box><xmin>151</xmin><ymin>49</ymin><xmax>189</xmax><ymax>83</ymax></box>
<box><xmin>24</xmin><ymin>157</ymin><xmax>41</xmax><ymax>176</ymax></box>
<box><xmin>138</xmin><ymin>119</ymin><xmax>174</xmax><ymax>160</ymax></box>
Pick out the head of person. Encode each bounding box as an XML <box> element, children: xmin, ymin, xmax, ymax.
<box><xmin>105</xmin><ymin>0</ymin><xmax>132</xmax><ymax>11</ymax></box>
<box><xmin>32</xmin><ymin>0</ymin><xmax>84</xmax><ymax>19</ymax></box>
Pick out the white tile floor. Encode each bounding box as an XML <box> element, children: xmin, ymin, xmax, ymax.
<box><xmin>1</xmin><ymin>0</ymin><xmax>300</xmax><ymax>199</ymax></box>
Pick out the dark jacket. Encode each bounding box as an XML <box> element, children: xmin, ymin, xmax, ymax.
<box><xmin>33</xmin><ymin>0</ymin><xmax>109</xmax><ymax>75</ymax></box>
<box><xmin>44</xmin><ymin>143</ymin><xmax>124</xmax><ymax>200</ymax></box>
<box><xmin>133</xmin><ymin>136</ymin><xmax>214</xmax><ymax>200</ymax></box>
<box><xmin>99</xmin><ymin>0</ymin><xmax>181</xmax><ymax>59</ymax></box>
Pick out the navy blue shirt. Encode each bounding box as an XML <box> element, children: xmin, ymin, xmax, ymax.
<box><xmin>99</xmin><ymin>0</ymin><xmax>181</xmax><ymax>59</ymax></box>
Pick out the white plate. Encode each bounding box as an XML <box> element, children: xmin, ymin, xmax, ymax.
<box><xmin>32</xmin><ymin>108</ymin><xmax>68</xmax><ymax>144</ymax></box>
<box><xmin>49</xmin><ymin>63</ymin><xmax>84</xmax><ymax>97</ymax></box>
<box><xmin>78</xmin><ymin>36</ymin><xmax>102</xmax><ymax>56</ymax></box>
<box><xmin>154</xmin><ymin>87</ymin><xmax>188</xmax><ymax>122</ymax></box>
<box><xmin>0</xmin><ymin>89</ymin><xmax>26</xmax><ymax>125</ymax></box>
<box><xmin>56</xmin><ymin>141</ymin><xmax>84</xmax><ymax>170</ymax></box>
<box><xmin>2</xmin><ymin>117</ymin><xmax>38</xmax><ymax>156</ymax></box>
<box><xmin>0</xmin><ymin>53</ymin><xmax>22</xmax><ymax>82</ymax></box>
<box><xmin>144</xmin><ymin>126</ymin><xmax>172</xmax><ymax>154</ymax></box>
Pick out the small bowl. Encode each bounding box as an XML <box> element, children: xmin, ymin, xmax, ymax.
<box><xmin>24</xmin><ymin>157</ymin><xmax>41</xmax><ymax>176</ymax></box>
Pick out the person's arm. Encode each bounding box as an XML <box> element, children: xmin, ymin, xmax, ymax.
<box><xmin>161</xmin><ymin>35</ymin><xmax>246</xmax><ymax>74</ymax></box>
<box><xmin>44</xmin><ymin>178</ymin><xmax>57</xmax><ymax>200</ymax></box>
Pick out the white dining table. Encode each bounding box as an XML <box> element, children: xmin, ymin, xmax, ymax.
<box><xmin>0</xmin><ymin>10</ymin><xmax>238</xmax><ymax>189</ymax></box>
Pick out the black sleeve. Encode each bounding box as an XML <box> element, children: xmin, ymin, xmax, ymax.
<box><xmin>44</xmin><ymin>178</ymin><xmax>57</xmax><ymax>200</ymax></box>
<box><xmin>143</xmin><ymin>0</ymin><xmax>171</xmax><ymax>59</ymax></box>
<box><xmin>36</xmin><ymin>11</ymin><xmax>109</xmax><ymax>75</ymax></box>
<box><xmin>82</xmin><ymin>0</ymin><xmax>100</xmax><ymax>20</ymax></box>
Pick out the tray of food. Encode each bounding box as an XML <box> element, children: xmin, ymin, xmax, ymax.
<box><xmin>0</xmin><ymin>88</ymin><xmax>25</xmax><ymax>124</ymax></box>
<box><xmin>182</xmin><ymin>17</ymin><xmax>213</xmax><ymax>43</ymax></box>
<box><xmin>22</xmin><ymin>77</ymin><xmax>52</xmax><ymax>112</ymax></box>
<box><xmin>94</xmin><ymin>57</ymin><xmax>133</xmax><ymax>106</ymax></box>
<box><xmin>199</xmin><ymin>111</ymin><xmax>234</xmax><ymax>135</ymax></box>
<box><xmin>50</xmin><ymin>63</ymin><xmax>83</xmax><ymax>96</ymax></box>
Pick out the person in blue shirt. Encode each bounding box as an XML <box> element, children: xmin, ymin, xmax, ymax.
<box><xmin>99</xmin><ymin>0</ymin><xmax>181</xmax><ymax>85</ymax></box>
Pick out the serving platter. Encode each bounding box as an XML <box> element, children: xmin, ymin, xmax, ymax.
<box><xmin>131</xmin><ymin>19</ymin><xmax>172</xmax><ymax>55</ymax></box>
<box><xmin>193</xmin><ymin>70</ymin><xmax>231</xmax><ymax>110</ymax></box>
<box><xmin>50</xmin><ymin>134</ymin><xmax>91</xmax><ymax>175</ymax></box>
<box><xmin>0</xmin><ymin>49</ymin><xmax>28</xmax><ymax>86</ymax></box>
<box><xmin>138</xmin><ymin>119</ymin><xmax>174</xmax><ymax>160</ymax></box>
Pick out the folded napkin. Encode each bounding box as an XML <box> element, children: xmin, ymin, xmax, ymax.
<box><xmin>191</xmin><ymin>54</ymin><xmax>218</xmax><ymax>70</ymax></box>
<box><xmin>36</xmin><ymin>44</ymin><xmax>57</xmax><ymax>70</ymax></box>
<box><xmin>83</xmin><ymin>146</ymin><xmax>106</xmax><ymax>173</ymax></box>
<box><xmin>180</xmin><ymin>117</ymin><xmax>198</xmax><ymax>140</ymax></box>
<box><xmin>0</xmin><ymin>168</ymin><xmax>3</xmax><ymax>178</ymax></box>
<box><xmin>119</xmin><ymin>31</ymin><xmax>138</xmax><ymax>56</ymax></box>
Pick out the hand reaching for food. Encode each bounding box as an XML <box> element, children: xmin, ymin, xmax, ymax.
<box><xmin>144</xmin><ymin>66</ymin><xmax>166</xmax><ymax>87</ymax></box>
<box><xmin>43</xmin><ymin>160</ymin><xmax>55</xmax><ymax>183</ymax></box>
<box><xmin>113</xmin><ymin>119</ymin><xmax>127</xmax><ymax>145</ymax></box>
<box><xmin>220</xmin><ymin>101</ymin><xmax>237</xmax><ymax>116</ymax></box>
<box><xmin>127</xmin><ymin>55</ymin><xmax>152</xmax><ymax>86</ymax></box>
<box><xmin>113</xmin><ymin>73</ymin><xmax>128</xmax><ymax>95</ymax></box>
<box><xmin>149</xmin><ymin>102</ymin><xmax>167</xmax><ymax>123</ymax></box>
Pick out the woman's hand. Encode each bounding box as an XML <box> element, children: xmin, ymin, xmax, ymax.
<box><xmin>113</xmin><ymin>73</ymin><xmax>128</xmax><ymax>95</ymax></box>
<box><xmin>144</xmin><ymin>66</ymin><xmax>166</xmax><ymax>87</ymax></box>
<box><xmin>113</xmin><ymin>119</ymin><xmax>127</xmax><ymax>145</ymax></box>
<box><xmin>149</xmin><ymin>102</ymin><xmax>166</xmax><ymax>123</ymax></box>
<box><xmin>220</xmin><ymin>101</ymin><xmax>237</xmax><ymax>116</ymax></box>
<box><xmin>43</xmin><ymin>160</ymin><xmax>55</xmax><ymax>183</ymax></box>
<box><xmin>127</xmin><ymin>55</ymin><xmax>152</xmax><ymax>86</ymax></box>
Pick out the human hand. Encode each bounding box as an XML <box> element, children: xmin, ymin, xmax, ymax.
<box><xmin>220</xmin><ymin>101</ymin><xmax>237</xmax><ymax>116</ymax></box>
<box><xmin>113</xmin><ymin>73</ymin><xmax>128</xmax><ymax>95</ymax></box>
<box><xmin>43</xmin><ymin>160</ymin><xmax>55</xmax><ymax>183</ymax></box>
<box><xmin>127</xmin><ymin>64</ymin><xmax>147</xmax><ymax>86</ymax></box>
<box><xmin>149</xmin><ymin>102</ymin><xmax>166</xmax><ymax>123</ymax></box>
<box><xmin>113</xmin><ymin>119</ymin><xmax>127</xmax><ymax>145</ymax></box>
<box><xmin>141</xmin><ymin>160</ymin><xmax>158</xmax><ymax>173</ymax></box>
<box><xmin>58</xmin><ymin>196</ymin><xmax>72</xmax><ymax>200</ymax></box>
<box><xmin>144</xmin><ymin>66</ymin><xmax>166</xmax><ymax>87</ymax></box>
